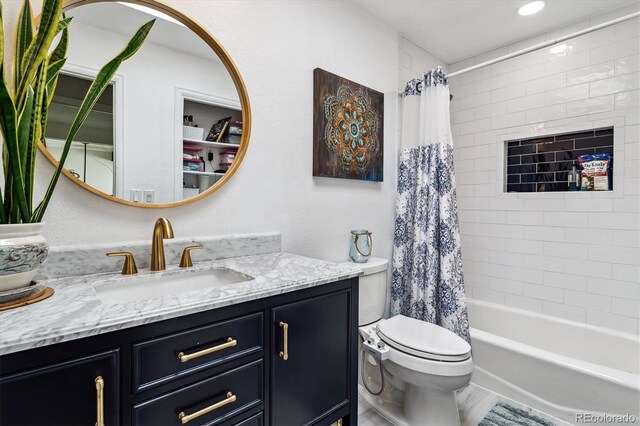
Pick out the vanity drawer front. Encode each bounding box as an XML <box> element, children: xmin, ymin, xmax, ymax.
<box><xmin>133</xmin><ymin>312</ymin><xmax>263</xmax><ymax>392</ymax></box>
<box><xmin>230</xmin><ymin>412</ymin><xmax>263</xmax><ymax>426</ymax></box>
<box><xmin>133</xmin><ymin>360</ymin><xmax>263</xmax><ymax>426</ymax></box>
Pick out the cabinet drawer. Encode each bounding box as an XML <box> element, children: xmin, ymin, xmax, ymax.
<box><xmin>232</xmin><ymin>412</ymin><xmax>263</xmax><ymax>426</ymax></box>
<box><xmin>133</xmin><ymin>360</ymin><xmax>263</xmax><ymax>426</ymax></box>
<box><xmin>133</xmin><ymin>312</ymin><xmax>263</xmax><ymax>392</ymax></box>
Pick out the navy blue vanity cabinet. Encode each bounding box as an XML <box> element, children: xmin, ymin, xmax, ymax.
<box><xmin>0</xmin><ymin>277</ymin><xmax>358</xmax><ymax>426</ymax></box>
<box><xmin>0</xmin><ymin>350</ymin><xmax>119</xmax><ymax>426</ymax></box>
<box><xmin>271</xmin><ymin>289</ymin><xmax>355</xmax><ymax>426</ymax></box>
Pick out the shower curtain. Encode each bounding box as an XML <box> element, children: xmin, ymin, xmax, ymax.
<box><xmin>390</xmin><ymin>67</ymin><xmax>470</xmax><ymax>343</ymax></box>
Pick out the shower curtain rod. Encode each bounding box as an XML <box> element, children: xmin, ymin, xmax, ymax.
<box><xmin>399</xmin><ymin>11</ymin><xmax>640</xmax><ymax>93</ymax></box>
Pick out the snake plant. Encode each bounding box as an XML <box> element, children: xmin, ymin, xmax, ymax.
<box><xmin>0</xmin><ymin>0</ymin><xmax>154</xmax><ymax>224</ymax></box>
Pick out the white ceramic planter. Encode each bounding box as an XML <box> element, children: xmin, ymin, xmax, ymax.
<box><xmin>0</xmin><ymin>223</ymin><xmax>49</xmax><ymax>292</ymax></box>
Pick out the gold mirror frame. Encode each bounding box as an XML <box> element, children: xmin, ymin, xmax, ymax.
<box><xmin>38</xmin><ymin>0</ymin><xmax>252</xmax><ymax>208</ymax></box>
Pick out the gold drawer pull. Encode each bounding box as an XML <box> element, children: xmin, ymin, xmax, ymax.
<box><xmin>178</xmin><ymin>391</ymin><xmax>236</xmax><ymax>424</ymax></box>
<box><xmin>177</xmin><ymin>337</ymin><xmax>237</xmax><ymax>363</ymax></box>
<box><xmin>95</xmin><ymin>376</ymin><xmax>104</xmax><ymax>426</ymax></box>
<box><xmin>279</xmin><ymin>321</ymin><xmax>289</xmax><ymax>361</ymax></box>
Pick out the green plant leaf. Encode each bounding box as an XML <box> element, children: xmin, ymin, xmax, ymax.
<box><xmin>0</xmin><ymin>3</ymin><xmax>4</xmax><ymax>70</ymax></box>
<box><xmin>56</xmin><ymin>16</ymin><xmax>71</xmax><ymax>35</ymax></box>
<box><xmin>17</xmin><ymin>86</ymin><xmax>34</xmax><ymax>172</ymax></box>
<box><xmin>0</xmin><ymin>189</ymin><xmax>6</xmax><ymax>224</ymax></box>
<box><xmin>49</xmin><ymin>18</ymin><xmax>69</xmax><ymax>65</ymax></box>
<box><xmin>14</xmin><ymin>0</ymin><xmax>34</xmax><ymax>90</ymax></box>
<box><xmin>33</xmin><ymin>19</ymin><xmax>155</xmax><ymax>222</ymax></box>
<box><xmin>24</xmin><ymin>61</ymin><xmax>47</xmax><ymax>213</ymax></box>
<box><xmin>46</xmin><ymin>58</ymin><xmax>66</xmax><ymax>86</ymax></box>
<box><xmin>46</xmin><ymin>22</ymin><xmax>68</xmax><ymax>106</ymax></box>
<box><xmin>16</xmin><ymin>0</ymin><xmax>61</xmax><ymax>108</ymax></box>
<box><xmin>0</xmin><ymin>63</ymin><xmax>30</xmax><ymax>223</ymax></box>
<box><xmin>41</xmin><ymin>87</ymin><xmax>52</xmax><ymax>146</ymax></box>
<box><xmin>0</xmin><ymin>4</ymin><xmax>9</xmax><ymax>223</ymax></box>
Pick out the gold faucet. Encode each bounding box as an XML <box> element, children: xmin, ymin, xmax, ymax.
<box><xmin>151</xmin><ymin>218</ymin><xmax>174</xmax><ymax>271</ymax></box>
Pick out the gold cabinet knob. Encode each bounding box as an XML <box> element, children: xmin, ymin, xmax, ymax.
<box><xmin>106</xmin><ymin>252</ymin><xmax>138</xmax><ymax>275</ymax></box>
<box><xmin>180</xmin><ymin>244</ymin><xmax>204</xmax><ymax>268</ymax></box>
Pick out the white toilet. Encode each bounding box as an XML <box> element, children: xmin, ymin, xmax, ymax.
<box><xmin>352</xmin><ymin>257</ymin><xmax>473</xmax><ymax>426</ymax></box>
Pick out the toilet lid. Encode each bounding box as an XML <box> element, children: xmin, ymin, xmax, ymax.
<box><xmin>377</xmin><ymin>315</ymin><xmax>471</xmax><ymax>362</ymax></box>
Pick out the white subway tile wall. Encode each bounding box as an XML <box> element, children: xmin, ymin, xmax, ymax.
<box><xmin>448</xmin><ymin>17</ymin><xmax>640</xmax><ymax>334</ymax></box>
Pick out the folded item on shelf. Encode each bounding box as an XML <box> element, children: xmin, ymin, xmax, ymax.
<box><xmin>226</xmin><ymin>134</ymin><xmax>241</xmax><ymax>144</ymax></box>
<box><xmin>183</xmin><ymin>160</ymin><xmax>204</xmax><ymax>171</ymax></box>
<box><xmin>228</xmin><ymin>120</ymin><xmax>242</xmax><ymax>135</ymax></box>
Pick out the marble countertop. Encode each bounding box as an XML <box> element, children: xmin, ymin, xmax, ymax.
<box><xmin>0</xmin><ymin>252</ymin><xmax>362</xmax><ymax>356</ymax></box>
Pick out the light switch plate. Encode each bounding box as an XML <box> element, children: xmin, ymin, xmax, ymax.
<box><xmin>130</xmin><ymin>189</ymin><xmax>143</xmax><ymax>203</ymax></box>
<box><xmin>143</xmin><ymin>190</ymin><xmax>155</xmax><ymax>204</ymax></box>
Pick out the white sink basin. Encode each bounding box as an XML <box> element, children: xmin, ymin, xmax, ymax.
<box><xmin>94</xmin><ymin>268</ymin><xmax>253</xmax><ymax>304</ymax></box>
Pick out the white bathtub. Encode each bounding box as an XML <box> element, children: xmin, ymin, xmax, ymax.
<box><xmin>467</xmin><ymin>299</ymin><xmax>640</xmax><ymax>424</ymax></box>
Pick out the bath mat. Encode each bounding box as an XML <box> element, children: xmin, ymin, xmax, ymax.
<box><xmin>479</xmin><ymin>401</ymin><xmax>556</xmax><ymax>426</ymax></box>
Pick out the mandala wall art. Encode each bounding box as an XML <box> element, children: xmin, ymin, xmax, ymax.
<box><xmin>313</xmin><ymin>68</ymin><xmax>384</xmax><ymax>181</ymax></box>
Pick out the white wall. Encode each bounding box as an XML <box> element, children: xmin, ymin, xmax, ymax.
<box><xmin>449</xmin><ymin>14</ymin><xmax>640</xmax><ymax>334</ymax></box>
<box><xmin>398</xmin><ymin>37</ymin><xmax>447</xmax><ymax>89</ymax></box>
<box><xmin>2</xmin><ymin>0</ymin><xmax>398</xmax><ymax>265</ymax></box>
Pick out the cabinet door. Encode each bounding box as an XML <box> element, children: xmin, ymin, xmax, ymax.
<box><xmin>0</xmin><ymin>350</ymin><xmax>119</xmax><ymax>426</ymax></box>
<box><xmin>272</xmin><ymin>291</ymin><xmax>350</xmax><ymax>426</ymax></box>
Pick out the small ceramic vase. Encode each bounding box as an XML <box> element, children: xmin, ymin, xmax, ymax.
<box><xmin>0</xmin><ymin>223</ymin><xmax>49</xmax><ymax>291</ymax></box>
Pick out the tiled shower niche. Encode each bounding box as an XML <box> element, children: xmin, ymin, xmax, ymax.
<box><xmin>505</xmin><ymin>127</ymin><xmax>613</xmax><ymax>193</ymax></box>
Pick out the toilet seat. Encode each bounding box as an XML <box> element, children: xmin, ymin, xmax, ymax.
<box><xmin>377</xmin><ymin>315</ymin><xmax>471</xmax><ymax>362</ymax></box>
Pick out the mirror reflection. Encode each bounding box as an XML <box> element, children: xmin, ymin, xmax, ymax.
<box><xmin>43</xmin><ymin>1</ymin><xmax>246</xmax><ymax>205</ymax></box>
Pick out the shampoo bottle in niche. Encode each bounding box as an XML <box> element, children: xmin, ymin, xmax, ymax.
<box><xmin>568</xmin><ymin>164</ymin><xmax>578</xmax><ymax>191</ymax></box>
<box><xmin>349</xmin><ymin>230</ymin><xmax>372</xmax><ymax>263</ymax></box>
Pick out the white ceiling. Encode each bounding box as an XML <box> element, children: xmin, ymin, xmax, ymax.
<box><xmin>354</xmin><ymin>0</ymin><xmax>639</xmax><ymax>64</ymax></box>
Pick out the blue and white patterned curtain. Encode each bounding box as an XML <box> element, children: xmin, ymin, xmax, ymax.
<box><xmin>391</xmin><ymin>67</ymin><xmax>470</xmax><ymax>343</ymax></box>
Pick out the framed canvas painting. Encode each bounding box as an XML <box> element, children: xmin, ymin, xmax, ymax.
<box><xmin>313</xmin><ymin>68</ymin><xmax>384</xmax><ymax>181</ymax></box>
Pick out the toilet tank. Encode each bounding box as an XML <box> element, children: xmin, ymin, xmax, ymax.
<box><xmin>346</xmin><ymin>257</ymin><xmax>389</xmax><ymax>326</ymax></box>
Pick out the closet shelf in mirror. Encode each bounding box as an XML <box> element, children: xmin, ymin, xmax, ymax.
<box><xmin>183</xmin><ymin>138</ymin><xmax>240</xmax><ymax>149</ymax></box>
<box><xmin>183</xmin><ymin>171</ymin><xmax>225</xmax><ymax>177</ymax></box>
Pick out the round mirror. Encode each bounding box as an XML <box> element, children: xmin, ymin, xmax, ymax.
<box><xmin>39</xmin><ymin>0</ymin><xmax>251</xmax><ymax>207</ymax></box>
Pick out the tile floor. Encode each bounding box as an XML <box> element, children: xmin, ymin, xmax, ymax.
<box><xmin>358</xmin><ymin>383</ymin><xmax>571</xmax><ymax>426</ymax></box>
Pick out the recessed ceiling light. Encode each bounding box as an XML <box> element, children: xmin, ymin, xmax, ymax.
<box><xmin>518</xmin><ymin>1</ymin><xmax>545</xmax><ymax>16</ymax></box>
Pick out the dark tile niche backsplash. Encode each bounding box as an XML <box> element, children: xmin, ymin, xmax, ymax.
<box><xmin>505</xmin><ymin>127</ymin><xmax>614</xmax><ymax>192</ymax></box>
